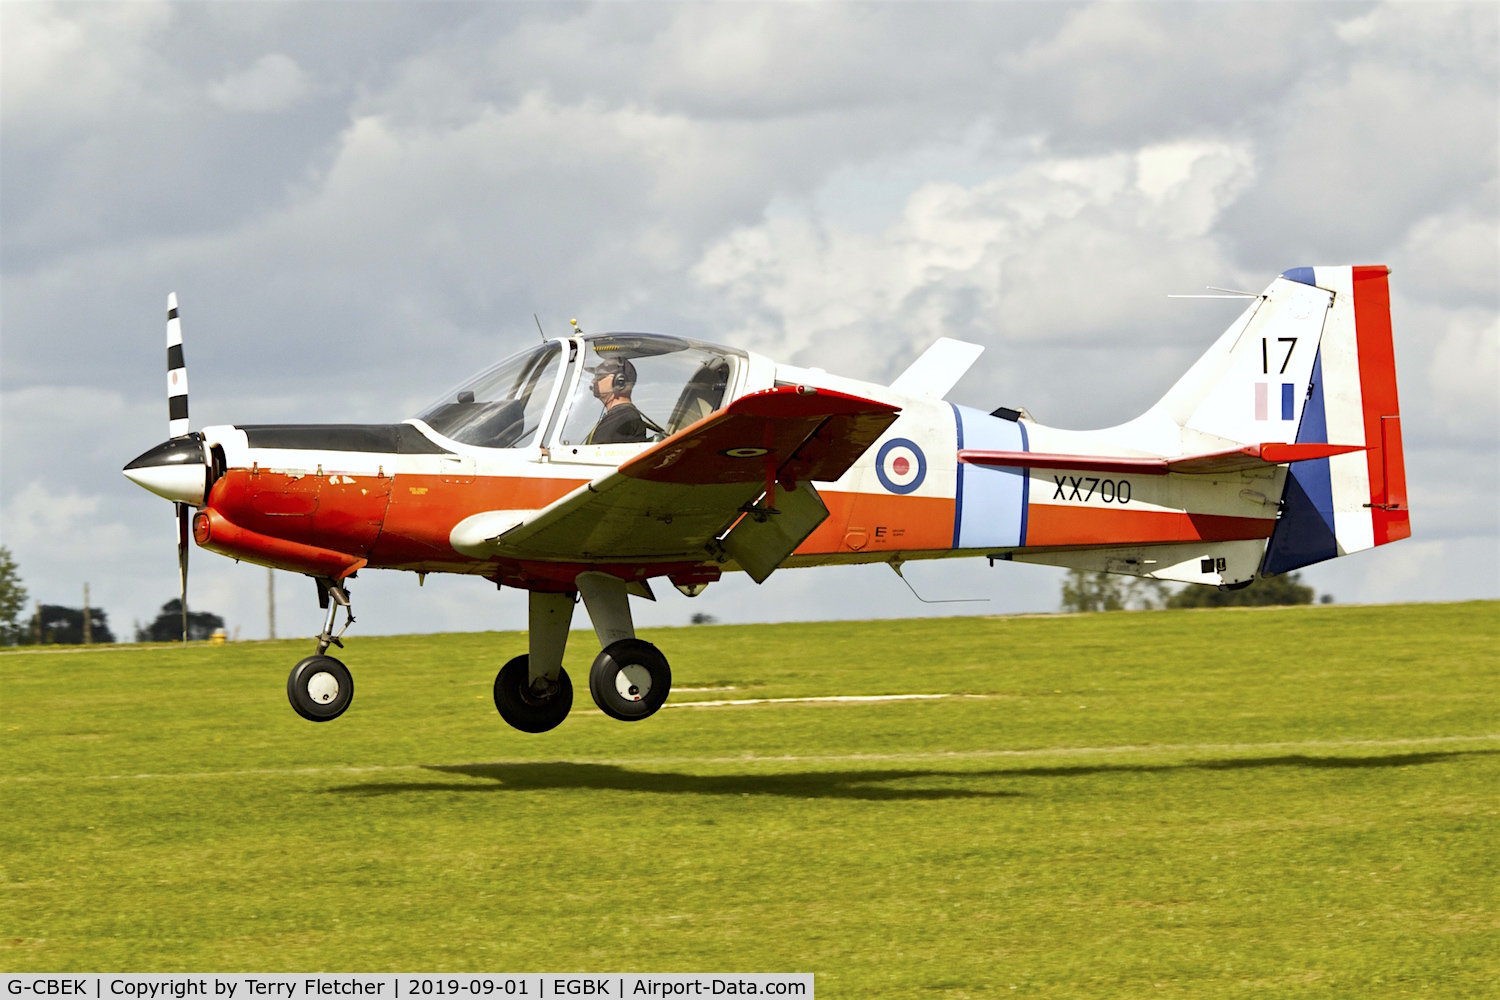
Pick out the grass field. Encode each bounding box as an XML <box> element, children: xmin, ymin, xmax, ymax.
<box><xmin>2</xmin><ymin>601</ymin><xmax>1497</xmax><ymax>995</ymax></box>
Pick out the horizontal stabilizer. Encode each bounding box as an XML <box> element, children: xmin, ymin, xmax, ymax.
<box><xmin>959</xmin><ymin>442</ymin><xmax>1364</xmax><ymax>477</ymax></box>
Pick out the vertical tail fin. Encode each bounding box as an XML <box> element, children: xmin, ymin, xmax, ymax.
<box><xmin>1262</xmin><ymin>266</ymin><xmax>1409</xmax><ymax>573</ymax></box>
<box><xmin>1157</xmin><ymin>275</ymin><xmax>1333</xmax><ymax>447</ymax></box>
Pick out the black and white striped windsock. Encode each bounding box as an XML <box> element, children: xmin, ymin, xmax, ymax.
<box><xmin>167</xmin><ymin>293</ymin><xmax>189</xmax><ymax>438</ymax></box>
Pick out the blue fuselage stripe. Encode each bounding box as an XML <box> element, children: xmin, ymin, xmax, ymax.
<box><xmin>1018</xmin><ymin>420</ymin><xmax>1030</xmax><ymax>547</ymax></box>
<box><xmin>950</xmin><ymin>403</ymin><xmax>964</xmax><ymax>549</ymax></box>
<box><xmin>952</xmin><ymin>405</ymin><xmax>1026</xmax><ymax>551</ymax></box>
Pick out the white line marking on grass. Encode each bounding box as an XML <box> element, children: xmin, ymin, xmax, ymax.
<box><xmin>666</xmin><ymin>693</ymin><xmax>963</xmax><ymax>707</ymax></box>
<box><xmin>5</xmin><ymin>734</ymin><xmax>1496</xmax><ymax>784</ymax></box>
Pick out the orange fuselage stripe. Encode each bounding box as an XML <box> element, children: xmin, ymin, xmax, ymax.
<box><xmin>209</xmin><ymin>465</ymin><xmax>1276</xmax><ymax>574</ymax></box>
<box><xmin>1024</xmin><ymin>504</ymin><xmax>1275</xmax><ymax>547</ymax></box>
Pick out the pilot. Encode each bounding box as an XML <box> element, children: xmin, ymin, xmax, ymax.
<box><xmin>585</xmin><ymin>358</ymin><xmax>650</xmax><ymax>444</ymax></box>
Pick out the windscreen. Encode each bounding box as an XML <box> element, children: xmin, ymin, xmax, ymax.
<box><xmin>558</xmin><ymin>335</ymin><xmax>741</xmax><ymax>447</ymax></box>
<box><xmin>416</xmin><ymin>343</ymin><xmax>562</xmax><ymax>448</ymax></box>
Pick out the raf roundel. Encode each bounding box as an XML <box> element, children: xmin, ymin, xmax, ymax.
<box><xmin>875</xmin><ymin>438</ymin><xmax>926</xmax><ymax>495</ymax></box>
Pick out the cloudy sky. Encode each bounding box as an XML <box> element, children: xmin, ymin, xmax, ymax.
<box><xmin>2</xmin><ymin>1</ymin><xmax>1495</xmax><ymax>642</ymax></box>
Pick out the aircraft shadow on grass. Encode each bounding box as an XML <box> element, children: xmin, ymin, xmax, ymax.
<box><xmin>334</xmin><ymin>763</ymin><xmax>1023</xmax><ymax>802</ymax></box>
<box><xmin>325</xmin><ymin>750</ymin><xmax>1491</xmax><ymax>801</ymax></box>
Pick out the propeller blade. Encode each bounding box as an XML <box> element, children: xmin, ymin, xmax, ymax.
<box><xmin>168</xmin><ymin>294</ymin><xmax>192</xmax><ymax>642</ymax></box>
<box><xmin>167</xmin><ymin>292</ymin><xmax>189</xmax><ymax>438</ymax></box>
<box><xmin>176</xmin><ymin>502</ymin><xmax>190</xmax><ymax>642</ymax></box>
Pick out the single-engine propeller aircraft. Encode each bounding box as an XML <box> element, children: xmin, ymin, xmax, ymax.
<box><xmin>125</xmin><ymin>266</ymin><xmax>1409</xmax><ymax>732</ymax></box>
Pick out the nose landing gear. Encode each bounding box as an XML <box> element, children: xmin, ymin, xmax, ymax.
<box><xmin>287</xmin><ymin>577</ymin><xmax>357</xmax><ymax>723</ymax></box>
<box><xmin>314</xmin><ymin>578</ymin><xmax>354</xmax><ymax>655</ymax></box>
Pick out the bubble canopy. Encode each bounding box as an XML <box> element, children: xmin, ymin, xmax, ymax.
<box><xmin>415</xmin><ymin>334</ymin><xmax>745</xmax><ymax>449</ymax></box>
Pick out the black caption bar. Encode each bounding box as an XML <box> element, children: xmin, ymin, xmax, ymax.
<box><xmin>3</xmin><ymin>975</ymin><xmax>813</xmax><ymax>1000</ymax></box>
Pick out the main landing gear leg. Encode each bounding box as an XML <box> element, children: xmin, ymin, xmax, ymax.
<box><xmin>287</xmin><ymin>577</ymin><xmax>355</xmax><ymax>722</ymax></box>
<box><xmin>493</xmin><ymin>590</ymin><xmax>575</xmax><ymax>734</ymax></box>
<box><xmin>577</xmin><ymin>571</ymin><xmax>671</xmax><ymax>722</ymax></box>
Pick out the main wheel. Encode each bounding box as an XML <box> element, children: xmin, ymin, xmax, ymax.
<box><xmin>493</xmin><ymin>655</ymin><xmax>573</xmax><ymax>733</ymax></box>
<box><xmin>589</xmin><ymin>638</ymin><xmax>671</xmax><ymax>721</ymax></box>
<box><xmin>287</xmin><ymin>655</ymin><xmax>353</xmax><ymax>722</ymax></box>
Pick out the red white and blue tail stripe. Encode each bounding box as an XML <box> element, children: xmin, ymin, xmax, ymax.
<box><xmin>1263</xmin><ymin>266</ymin><xmax>1409</xmax><ymax>572</ymax></box>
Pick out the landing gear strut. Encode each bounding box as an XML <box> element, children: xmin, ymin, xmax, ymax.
<box><xmin>493</xmin><ymin>575</ymin><xmax>675</xmax><ymax>733</ymax></box>
<box><xmin>314</xmin><ymin>578</ymin><xmax>354</xmax><ymax>655</ymax></box>
<box><xmin>287</xmin><ymin>577</ymin><xmax>356</xmax><ymax>722</ymax></box>
<box><xmin>493</xmin><ymin>590</ymin><xmax>576</xmax><ymax>733</ymax></box>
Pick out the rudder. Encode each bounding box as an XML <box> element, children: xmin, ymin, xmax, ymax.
<box><xmin>1264</xmin><ymin>266</ymin><xmax>1409</xmax><ymax>574</ymax></box>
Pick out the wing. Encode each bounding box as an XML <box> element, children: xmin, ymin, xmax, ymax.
<box><xmin>958</xmin><ymin>442</ymin><xmax>1364</xmax><ymax>477</ymax></box>
<box><xmin>454</xmin><ymin>386</ymin><xmax>900</xmax><ymax>564</ymax></box>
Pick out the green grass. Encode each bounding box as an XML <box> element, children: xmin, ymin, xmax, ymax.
<box><xmin>2</xmin><ymin>601</ymin><xmax>1497</xmax><ymax>996</ymax></box>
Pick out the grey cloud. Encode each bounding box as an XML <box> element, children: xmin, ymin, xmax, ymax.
<box><xmin>1006</xmin><ymin>3</ymin><xmax>1338</xmax><ymax>146</ymax></box>
<box><xmin>210</xmin><ymin>53</ymin><xmax>313</xmax><ymax>113</ymax></box>
<box><xmin>2</xmin><ymin>1</ymin><xmax>1495</xmax><ymax>639</ymax></box>
<box><xmin>1392</xmin><ymin>195</ymin><xmax>1500</xmax><ymax>307</ymax></box>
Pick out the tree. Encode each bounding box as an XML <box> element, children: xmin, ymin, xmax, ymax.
<box><xmin>1060</xmin><ymin>570</ymin><xmax>1168</xmax><ymax>613</ymax></box>
<box><xmin>1166</xmin><ymin>572</ymin><xmax>1320</xmax><ymax>608</ymax></box>
<box><xmin>136</xmin><ymin>599</ymin><xmax>225</xmax><ymax>642</ymax></box>
<box><xmin>0</xmin><ymin>546</ymin><xmax>26</xmax><ymax>645</ymax></box>
<box><xmin>25</xmin><ymin>605</ymin><xmax>116</xmax><ymax>645</ymax></box>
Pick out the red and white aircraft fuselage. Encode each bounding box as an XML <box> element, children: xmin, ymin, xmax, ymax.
<box><xmin>125</xmin><ymin>266</ymin><xmax>1409</xmax><ymax>732</ymax></box>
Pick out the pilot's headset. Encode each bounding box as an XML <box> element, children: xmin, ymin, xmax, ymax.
<box><xmin>594</xmin><ymin>358</ymin><xmax>637</xmax><ymax>394</ymax></box>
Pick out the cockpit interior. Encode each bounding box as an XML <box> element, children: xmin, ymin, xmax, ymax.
<box><xmin>415</xmin><ymin>334</ymin><xmax>746</xmax><ymax>451</ymax></box>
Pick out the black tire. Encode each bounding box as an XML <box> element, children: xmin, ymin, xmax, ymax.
<box><xmin>589</xmin><ymin>638</ymin><xmax>671</xmax><ymax>721</ymax></box>
<box><xmin>287</xmin><ymin>655</ymin><xmax>353</xmax><ymax>722</ymax></box>
<box><xmin>493</xmin><ymin>655</ymin><xmax>573</xmax><ymax>734</ymax></box>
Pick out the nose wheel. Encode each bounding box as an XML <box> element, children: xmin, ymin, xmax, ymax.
<box><xmin>287</xmin><ymin>655</ymin><xmax>353</xmax><ymax>721</ymax></box>
<box><xmin>589</xmin><ymin>638</ymin><xmax>671</xmax><ymax>721</ymax></box>
<box><xmin>287</xmin><ymin>577</ymin><xmax>358</xmax><ymax>722</ymax></box>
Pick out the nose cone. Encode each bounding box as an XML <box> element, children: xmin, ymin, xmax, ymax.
<box><xmin>124</xmin><ymin>437</ymin><xmax>208</xmax><ymax>504</ymax></box>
